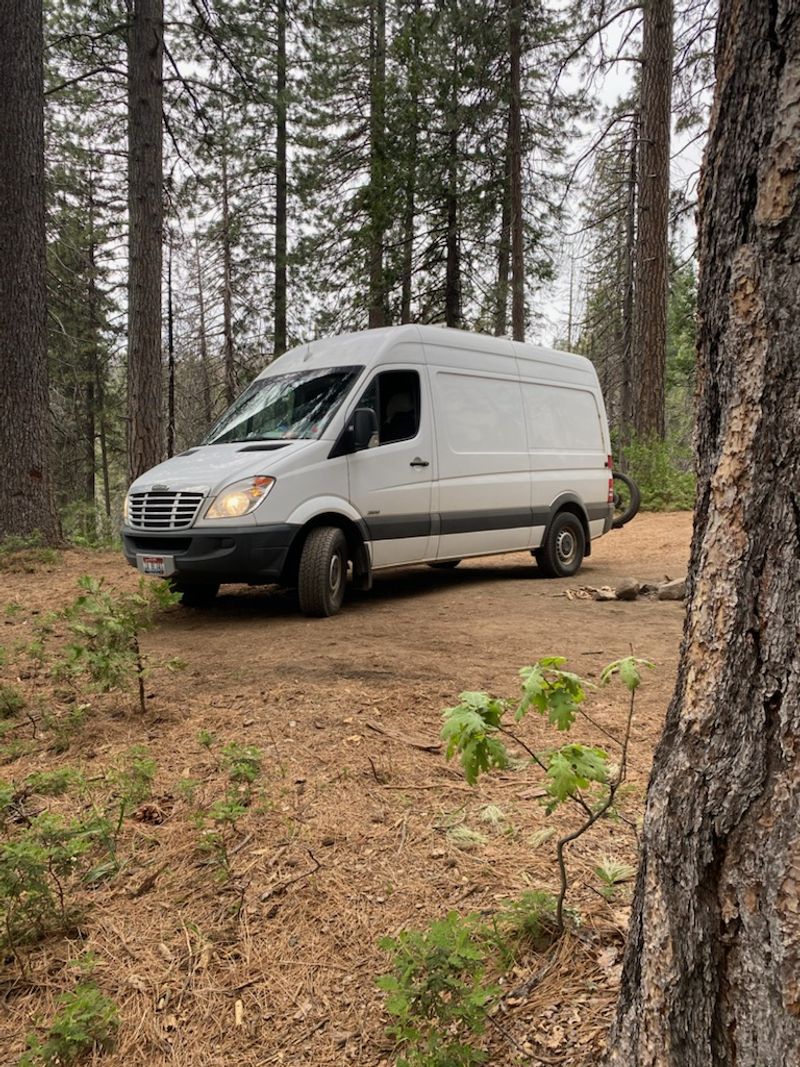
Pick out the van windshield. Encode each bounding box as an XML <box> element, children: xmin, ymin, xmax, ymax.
<box><xmin>203</xmin><ymin>366</ymin><xmax>363</xmax><ymax>444</ymax></box>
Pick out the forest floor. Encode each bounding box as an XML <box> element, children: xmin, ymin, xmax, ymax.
<box><xmin>1</xmin><ymin>512</ymin><xmax>692</xmax><ymax>1067</ymax></box>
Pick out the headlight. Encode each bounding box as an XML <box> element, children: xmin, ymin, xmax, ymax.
<box><xmin>205</xmin><ymin>476</ymin><xmax>275</xmax><ymax>519</ymax></box>
<box><xmin>123</xmin><ymin>495</ymin><xmax>130</xmax><ymax>523</ymax></box>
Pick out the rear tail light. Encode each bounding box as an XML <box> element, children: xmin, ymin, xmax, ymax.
<box><xmin>607</xmin><ymin>455</ymin><xmax>614</xmax><ymax>503</ymax></box>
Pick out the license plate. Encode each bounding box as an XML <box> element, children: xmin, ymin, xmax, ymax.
<box><xmin>136</xmin><ymin>554</ymin><xmax>175</xmax><ymax>577</ymax></box>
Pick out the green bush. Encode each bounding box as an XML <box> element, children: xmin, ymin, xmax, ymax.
<box><xmin>21</xmin><ymin>983</ymin><xmax>119</xmax><ymax>1065</ymax></box>
<box><xmin>378</xmin><ymin>911</ymin><xmax>498</xmax><ymax>1066</ymax></box>
<box><xmin>620</xmin><ymin>434</ymin><xmax>695</xmax><ymax>511</ymax></box>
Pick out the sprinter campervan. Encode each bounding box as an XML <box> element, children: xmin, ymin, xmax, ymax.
<box><xmin>122</xmin><ymin>325</ymin><xmax>614</xmax><ymax>616</ymax></box>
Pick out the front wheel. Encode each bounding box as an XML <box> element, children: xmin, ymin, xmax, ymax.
<box><xmin>535</xmin><ymin>512</ymin><xmax>585</xmax><ymax>578</ymax></box>
<box><xmin>612</xmin><ymin>471</ymin><xmax>641</xmax><ymax>528</ymax></box>
<box><xmin>298</xmin><ymin>526</ymin><xmax>348</xmax><ymax>617</ymax></box>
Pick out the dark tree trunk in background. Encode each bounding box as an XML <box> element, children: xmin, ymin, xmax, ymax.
<box><xmin>194</xmin><ymin>233</ymin><xmax>213</xmax><ymax>427</ymax></box>
<box><xmin>444</xmin><ymin>48</ymin><xmax>461</xmax><ymax>329</ymax></box>
<box><xmin>609</xmin><ymin>3</ymin><xmax>800</xmax><ymax>1063</ymax></box>
<box><xmin>621</xmin><ymin>112</ymin><xmax>638</xmax><ymax>435</ymax></box>
<box><xmin>0</xmin><ymin>0</ymin><xmax>60</xmax><ymax>542</ymax></box>
<box><xmin>400</xmin><ymin>0</ymin><xmax>421</xmax><ymax>325</ymax></box>
<box><xmin>127</xmin><ymin>0</ymin><xmax>164</xmax><ymax>483</ymax></box>
<box><xmin>631</xmin><ymin>0</ymin><xmax>672</xmax><ymax>440</ymax></box>
<box><xmin>368</xmin><ymin>0</ymin><xmax>387</xmax><ymax>328</ymax></box>
<box><xmin>494</xmin><ymin>128</ymin><xmax>511</xmax><ymax>336</ymax></box>
<box><xmin>509</xmin><ymin>0</ymin><xmax>524</xmax><ymax>342</ymax></box>
<box><xmin>274</xmin><ymin>0</ymin><xmax>288</xmax><ymax>356</ymax></box>
<box><xmin>221</xmin><ymin>147</ymin><xmax>236</xmax><ymax>405</ymax></box>
<box><xmin>166</xmin><ymin>234</ymin><xmax>175</xmax><ymax>457</ymax></box>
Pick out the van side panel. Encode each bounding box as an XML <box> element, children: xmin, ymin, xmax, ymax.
<box><xmin>512</xmin><ymin>345</ymin><xmax>610</xmax><ymax>550</ymax></box>
<box><xmin>424</xmin><ymin>335</ymin><xmax>535</xmax><ymax>558</ymax></box>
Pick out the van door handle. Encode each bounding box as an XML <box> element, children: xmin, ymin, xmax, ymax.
<box><xmin>410</xmin><ymin>457</ymin><xmax>430</xmax><ymax>468</ymax></box>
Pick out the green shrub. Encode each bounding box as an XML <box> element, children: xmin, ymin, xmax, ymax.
<box><xmin>378</xmin><ymin>911</ymin><xmax>498</xmax><ymax>1067</ymax></box>
<box><xmin>20</xmin><ymin>983</ymin><xmax>119</xmax><ymax>1065</ymax></box>
<box><xmin>619</xmin><ymin>434</ymin><xmax>695</xmax><ymax>511</ymax></box>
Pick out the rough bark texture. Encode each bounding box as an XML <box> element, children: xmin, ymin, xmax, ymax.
<box><xmin>368</xmin><ymin>0</ymin><xmax>387</xmax><ymax>329</ymax></box>
<box><xmin>220</xmin><ymin>148</ymin><xmax>236</xmax><ymax>405</ymax></box>
<box><xmin>444</xmin><ymin>50</ymin><xmax>461</xmax><ymax>330</ymax></box>
<box><xmin>274</xmin><ymin>0</ymin><xmax>288</xmax><ymax>356</ymax></box>
<box><xmin>509</xmin><ymin>0</ymin><xmax>524</xmax><ymax>342</ymax></box>
<box><xmin>0</xmin><ymin>0</ymin><xmax>60</xmax><ymax>542</ymax></box>
<box><xmin>127</xmin><ymin>0</ymin><xmax>164</xmax><ymax>484</ymax></box>
<box><xmin>609</xmin><ymin>3</ymin><xmax>800</xmax><ymax>1063</ymax></box>
<box><xmin>631</xmin><ymin>0</ymin><xmax>672</xmax><ymax>440</ymax></box>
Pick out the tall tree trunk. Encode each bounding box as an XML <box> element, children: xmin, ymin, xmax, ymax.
<box><xmin>221</xmin><ymin>147</ymin><xmax>236</xmax><ymax>405</ymax></box>
<box><xmin>127</xmin><ymin>0</ymin><xmax>164</xmax><ymax>484</ymax></box>
<box><xmin>400</xmin><ymin>0</ymin><xmax>421</xmax><ymax>325</ymax></box>
<box><xmin>620</xmin><ymin>113</ymin><xmax>638</xmax><ymax>436</ymax></box>
<box><xmin>84</xmin><ymin>189</ymin><xmax>98</xmax><ymax>507</ymax></box>
<box><xmin>368</xmin><ymin>0</ymin><xmax>387</xmax><ymax>329</ymax></box>
<box><xmin>166</xmin><ymin>232</ymin><xmax>175</xmax><ymax>457</ymax></box>
<box><xmin>194</xmin><ymin>232</ymin><xmax>213</xmax><ymax>427</ymax></box>
<box><xmin>444</xmin><ymin>45</ymin><xmax>461</xmax><ymax>329</ymax></box>
<box><xmin>0</xmin><ymin>0</ymin><xmax>59</xmax><ymax>543</ymax></box>
<box><xmin>495</xmin><ymin>127</ymin><xmax>511</xmax><ymax>336</ymax></box>
<box><xmin>631</xmin><ymin>0</ymin><xmax>672</xmax><ymax>440</ymax></box>
<box><xmin>609</xmin><ymin>4</ymin><xmax>800</xmax><ymax>1063</ymax></box>
<box><xmin>274</xmin><ymin>0</ymin><xmax>288</xmax><ymax>356</ymax></box>
<box><xmin>509</xmin><ymin>0</ymin><xmax>524</xmax><ymax>342</ymax></box>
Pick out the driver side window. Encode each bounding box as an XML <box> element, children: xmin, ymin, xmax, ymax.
<box><xmin>356</xmin><ymin>370</ymin><xmax>421</xmax><ymax>445</ymax></box>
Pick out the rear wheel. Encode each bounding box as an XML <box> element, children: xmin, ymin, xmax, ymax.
<box><xmin>170</xmin><ymin>578</ymin><xmax>220</xmax><ymax>607</ymax></box>
<box><xmin>298</xmin><ymin>526</ymin><xmax>348</xmax><ymax>617</ymax></box>
<box><xmin>535</xmin><ymin>512</ymin><xmax>585</xmax><ymax>578</ymax></box>
<box><xmin>428</xmin><ymin>560</ymin><xmax>461</xmax><ymax>570</ymax></box>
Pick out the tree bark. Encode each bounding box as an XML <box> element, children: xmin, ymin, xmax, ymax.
<box><xmin>194</xmin><ymin>232</ymin><xmax>213</xmax><ymax>427</ymax></box>
<box><xmin>166</xmin><ymin>232</ymin><xmax>175</xmax><ymax>457</ymax></box>
<box><xmin>631</xmin><ymin>0</ymin><xmax>672</xmax><ymax>440</ymax></box>
<box><xmin>444</xmin><ymin>44</ymin><xmax>461</xmax><ymax>330</ymax></box>
<box><xmin>495</xmin><ymin>126</ymin><xmax>511</xmax><ymax>337</ymax></box>
<box><xmin>221</xmin><ymin>145</ymin><xmax>236</xmax><ymax>405</ymax></box>
<box><xmin>609</xmin><ymin>4</ymin><xmax>800</xmax><ymax>1063</ymax></box>
<box><xmin>368</xmin><ymin>0</ymin><xmax>387</xmax><ymax>329</ymax></box>
<box><xmin>621</xmin><ymin>111</ymin><xmax>638</xmax><ymax>435</ymax></box>
<box><xmin>400</xmin><ymin>0</ymin><xmax>421</xmax><ymax>326</ymax></box>
<box><xmin>127</xmin><ymin>0</ymin><xmax>164</xmax><ymax>484</ymax></box>
<box><xmin>274</xmin><ymin>0</ymin><xmax>288</xmax><ymax>356</ymax></box>
<box><xmin>509</xmin><ymin>0</ymin><xmax>524</xmax><ymax>342</ymax></box>
<box><xmin>0</xmin><ymin>0</ymin><xmax>60</xmax><ymax>543</ymax></box>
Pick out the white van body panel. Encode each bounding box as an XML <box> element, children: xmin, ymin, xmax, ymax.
<box><xmin>122</xmin><ymin>325</ymin><xmax>613</xmax><ymax>596</ymax></box>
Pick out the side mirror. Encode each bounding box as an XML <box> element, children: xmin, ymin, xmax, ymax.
<box><xmin>352</xmin><ymin>407</ymin><xmax>379</xmax><ymax>451</ymax></box>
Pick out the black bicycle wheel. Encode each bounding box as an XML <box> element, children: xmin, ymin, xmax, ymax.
<box><xmin>612</xmin><ymin>471</ymin><xmax>641</xmax><ymax>528</ymax></box>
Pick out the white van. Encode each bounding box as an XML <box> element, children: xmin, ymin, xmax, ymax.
<box><xmin>122</xmin><ymin>325</ymin><xmax>614</xmax><ymax>615</ymax></box>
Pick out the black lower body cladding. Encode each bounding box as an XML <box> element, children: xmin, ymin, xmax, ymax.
<box><xmin>122</xmin><ymin>523</ymin><xmax>297</xmax><ymax>584</ymax></box>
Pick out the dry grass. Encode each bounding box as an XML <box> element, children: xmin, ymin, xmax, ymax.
<box><xmin>0</xmin><ymin>517</ymin><xmax>691</xmax><ymax>1065</ymax></box>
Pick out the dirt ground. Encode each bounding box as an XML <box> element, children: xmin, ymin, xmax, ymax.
<box><xmin>1</xmin><ymin>512</ymin><xmax>692</xmax><ymax>1066</ymax></box>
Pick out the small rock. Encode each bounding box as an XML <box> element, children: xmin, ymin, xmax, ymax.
<box><xmin>593</xmin><ymin>586</ymin><xmax>617</xmax><ymax>602</ymax></box>
<box><xmin>658</xmin><ymin>578</ymin><xmax>687</xmax><ymax>601</ymax></box>
<box><xmin>639</xmin><ymin>582</ymin><xmax>659</xmax><ymax>595</ymax></box>
<box><xmin>615</xmin><ymin>578</ymin><xmax>640</xmax><ymax>601</ymax></box>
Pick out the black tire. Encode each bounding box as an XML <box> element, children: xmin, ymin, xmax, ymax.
<box><xmin>297</xmin><ymin>526</ymin><xmax>348</xmax><ymax>617</ymax></box>
<box><xmin>428</xmin><ymin>560</ymin><xmax>461</xmax><ymax>570</ymax></box>
<box><xmin>170</xmin><ymin>578</ymin><xmax>220</xmax><ymax>607</ymax></box>
<box><xmin>612</xmin><ymin>471</ymin><xmax>641</xmax><ymax>529</ymax></box>
<box><xmin>536</xmin><ymin>512</ymin><xmax>585</xmax><ymax>578</ymax></box>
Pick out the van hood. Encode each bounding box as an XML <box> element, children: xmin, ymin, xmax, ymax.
<box><xmin>128</xmin><ymin>440</ymin><xmax>316</xmax><ymax>495</ymax></box>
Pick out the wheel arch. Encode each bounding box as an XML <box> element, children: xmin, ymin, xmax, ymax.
<box><xmin>283</xmin><ymin>511</ymin><xmax>372</xmax><ymax>590</ymax></box>
<box><xmin>542</xmin><ymin>493</ymin><xmax>592</xmax><ymax>557</ymax></box>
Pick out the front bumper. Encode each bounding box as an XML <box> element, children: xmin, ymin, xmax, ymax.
<box><xmin>121</xmin><ymin>523</ymin><xmax>299</xmax><ymax>584</ymax></box>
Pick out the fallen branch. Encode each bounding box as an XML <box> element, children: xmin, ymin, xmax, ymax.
<box><xmin>365</xmin><ymin>720</ymin><xmax>441</xmax><ymax>752</ymax></box>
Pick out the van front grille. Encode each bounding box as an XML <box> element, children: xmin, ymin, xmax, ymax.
<box><xmin>128</xmin><ymin>490</ymin><xmax>204</xmax><ymax>530</ymax></box>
